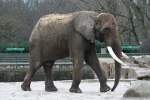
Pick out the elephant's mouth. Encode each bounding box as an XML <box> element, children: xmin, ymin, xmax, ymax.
<box><xmin>107</xmin><ymin>46</ymin><xmax>126</xmax><ymax>65</ymax></box>
<box><xmin>94</xmin><ymin>30</ymin><xmax>104</xmax><ymax>42</ymax></box>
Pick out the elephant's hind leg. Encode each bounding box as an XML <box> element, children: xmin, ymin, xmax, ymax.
<box><xmin>21</xmin><ymin>61</ymin><xmax>41</xmax><ymax>91</ymax></box>
<box><xmin>43</xmin><ymin>61</ymin><xmax>57</xmax><ymax>92</ymax></box>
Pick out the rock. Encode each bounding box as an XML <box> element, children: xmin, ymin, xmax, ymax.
<box><xmin>135</xmin><ymin>67</ymin><xmax>150</xmax><ymax>80</ymax></box>
<box><xmin>133</xmin><ymin>55</ymin><xmax>150</xmax><ymax>68</ymax></box>
<box><xmin>123</xmin><ymin>81</ymin><xmax>150</xmax><ymax>98</ymax></box>
<box><xmin>122</xmin><ymin>55</ymin><xmax>150</xmax><ymax>80</ymax></box>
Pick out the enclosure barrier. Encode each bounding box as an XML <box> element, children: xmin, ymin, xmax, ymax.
<box><xmin>0</xmin><ymin>53</ymin><xmax>149</xmax><ymax>81</ymax></box>
<box><xmin>0</xmin><ymin>53</ymin><xmax>149</xmax><ymax>63</ymax></box>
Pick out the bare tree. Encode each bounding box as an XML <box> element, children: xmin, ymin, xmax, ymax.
<box><xmin>95</xmin><ymin>0</ymin><xmax>150</xmax><ymax>45</ymax></box>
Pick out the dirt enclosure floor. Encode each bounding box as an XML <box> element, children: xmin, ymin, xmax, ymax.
<box><xmin>0</xmin><ymin>79</ymin><xmax>149</xmax><ymax>100</ymax></box>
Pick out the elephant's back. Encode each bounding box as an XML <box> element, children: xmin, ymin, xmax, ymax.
<box><xmin>41</xmin><ymin>13</ymin><xmax>73</xmax><ymax>21</ymax></box>
<box><xmin>39</xmin><ymin>13</ymin><xmax>73</xmax><ymax>29</ymax></box>
<box><xmin>37</xmin><ymin>13</ymin><xmax>73</xmax><ymax>40</ymax></box>
<box><xmin>37</xmin><ymin>13</ymin><xmax>73</xmax><ymax>48</ymax></box>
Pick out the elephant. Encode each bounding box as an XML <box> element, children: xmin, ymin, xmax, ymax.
<box><xmin>21</xmin><ymin>11</ymin><xmax>126</xmax><ymax>93</ymax></box>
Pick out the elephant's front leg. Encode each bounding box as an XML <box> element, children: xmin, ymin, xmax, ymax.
<box><xmin>84</xmin><ymin>47</ymin><xmax>110</xmax><ymax>92</ymax></box>
<box><xmin>70</xmin><ymin>56</ymin><xmax>84</xmax><ymax>93</ymax></box>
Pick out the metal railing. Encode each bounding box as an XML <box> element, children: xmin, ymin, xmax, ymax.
<box><xmin>0</xmin><ymin>53</ymin><xmax>148</xmax><ymax>81</ymax></box>
<box><xmin>0</xmin><ymin>53</ymin><xmax>150</xmax><ymax>65</ymax></box>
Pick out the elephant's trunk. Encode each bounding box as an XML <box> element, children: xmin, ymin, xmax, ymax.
<box><xmin>111</xmin><ymin>52</ymin><xmax>129</xmax><ymax>91</ymax></box>
<box><xmin>111</xmin><ymin>61</ymin><xmax>121</xmax><ymax>91</ymax></box>
<box><xmin>101</xmin><ymin>21</ymin><xmax>124</xmax><ymax>91</ymax></box>
<box><xmin>106</xmin><ymin>40</ymin><xmax>123</xmax><ymax>91</ymax></box>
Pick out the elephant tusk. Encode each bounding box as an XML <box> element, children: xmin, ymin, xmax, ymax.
<box><xmin>122</xmin><ymin>52</ymin><xmax>129</xmax><ymax>59</ymax></box>
<box><xmin>107</xmin><ymin>46</ymin><xmax>126</xmax><ymax>65</ymax></box>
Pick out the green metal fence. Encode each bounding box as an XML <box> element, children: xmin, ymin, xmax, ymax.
<box><xmin>121</xmin><ymin>45</ymin><xmax>141</xmax><ymax>53</ymax></box>
<box><xmin>3</xmin><ymin>48</ymin><xmax>25</xmax><ymax>53</ymax></box>
<box><xmin>0</xmin><ymin>53</ymin><xmax>149</xmax><ymax>63</ymax></box>
<box><xmin>0</xmin><ymin>44</ymin><xmax>141</xmax><ymax>53</ymax></box>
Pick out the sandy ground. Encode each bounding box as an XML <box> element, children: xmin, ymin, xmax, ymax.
<box><xmin>0</xmin><ymin>79</ymin><xmax>137</xmax><ymax>100</ymax></box>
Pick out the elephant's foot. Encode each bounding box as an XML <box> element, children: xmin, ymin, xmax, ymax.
<box><xmin>100</xmin><ymin>84</ymin><xmax>110</xmax><ymax>92</ymax></box>
<box><xmin>45</xmin><ymin>81</ymin><xmax>58</xmax><ymax>92</ymax></box>
<box><xmin>45</xmin><ymin>85</ymin><xmax>57</xmax><ymax>92</ymax></box>
<box><xmin>21</xmin><ymin>83</ymin><xmax>31</xmax><ymax>91</ymax></box>
<box><xmin>70</xmin><ymin>80</ymin><xmax>82</xmax><ymax>93</ymax></box>
<box><xmin>69</xmin><ymin>87</ymin><xmax>82</xmax><ymax>93</ymax></box>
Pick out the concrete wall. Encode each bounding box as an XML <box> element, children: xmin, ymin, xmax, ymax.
<box><xmin>0</xmin><ymin>60</ymin><xmax>137</xmax><ymax>82</ymax></box>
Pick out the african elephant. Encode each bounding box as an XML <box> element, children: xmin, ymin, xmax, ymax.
<box><xmin>21</xmin><ymin>11</ymin><xmax>126</xmax><ymax>93</ymax></box>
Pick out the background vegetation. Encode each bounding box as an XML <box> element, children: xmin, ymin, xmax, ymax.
<box><xmin>0</xmin><ymin>0</ymin><xmax>150</xmax><ymax>51</ymax></box>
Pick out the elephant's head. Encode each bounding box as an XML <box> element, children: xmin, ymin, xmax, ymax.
<box><xmin>74</xmin><ymin>12</ymin><xmax>127</xmax><ymax>91</ymax></box>
<box><xmin>94</xmin><ymin>13</ymin><xmax>124</xmax><ymax>91</ymax></box>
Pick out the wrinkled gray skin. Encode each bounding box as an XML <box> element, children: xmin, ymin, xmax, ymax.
<box><xmin>21</xmin><ymin>11</ymin><xmax>122</xmax><ymax>93</ymax></box>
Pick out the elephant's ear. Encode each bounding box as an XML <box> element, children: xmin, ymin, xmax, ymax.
<box><xmin>74</xmin><ymin>14</ymin><xmax>95</xmax><ymax>43</ymax></box>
